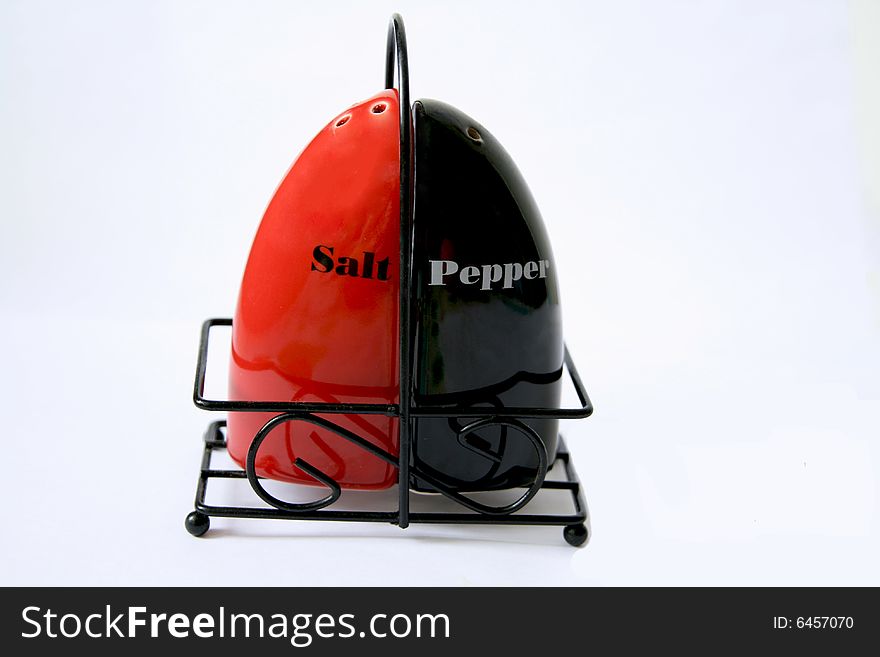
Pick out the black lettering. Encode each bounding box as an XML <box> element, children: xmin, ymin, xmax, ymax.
<box><xmin>311</xmin><ymin>245</ymin><xmax>334</xmax><ymax>273</ymax></box>
<box><xmin>336</xmin><ymin>256</ymin><xmax>359</xmax><ymax>277</ymax></box>
<box><xmin>362</xmin><ymin>251</ymin><xmax>375</xmax><ymax>279</ymax></box>
<box><xmin>376</xmin><ymin>257</ymin><xmax>390</xmax><ymax>281</ymax></box>
<box><xmin>310</xmin><ymin>244</ymin><xmax>389</xmax><ymax>281</ymax></box>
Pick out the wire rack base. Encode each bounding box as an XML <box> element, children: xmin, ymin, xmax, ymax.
<box><xmin>186</xmin><ymin>420</ymin><xmax>590</xmax><ymax>547</ymax></box>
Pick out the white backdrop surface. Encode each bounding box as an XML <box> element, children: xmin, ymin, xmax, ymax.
<box><xmin>1</xmin><ymin>0</ymin><xmax>878</xmax><ymax>585</ymax></box>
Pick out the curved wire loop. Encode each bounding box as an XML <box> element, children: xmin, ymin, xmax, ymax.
<box><xmin>245</xmin><ymin>412</ymin><xmax>400</xmax><ymax>513</ymax></box>
<box><xmin>246</xmin><ymin>413</ymin><xmax>342</xmax><ymax>512</ymax></box>
<box><xmin>446</xmin><ymin>396</ymin><xmax>508</xmax><ymax>461</ymax></box>
<box><xmin>413</xmin><ymin>417</ymin><xmax>549</xmax><ymax>516</ymax></box>
<box><xmin>446</xmin><ymin>397</ymin><xmax>509</xmax><ymax>485</ymax></box>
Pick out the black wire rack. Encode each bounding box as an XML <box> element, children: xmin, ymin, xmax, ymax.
<box><xmin>185</xmin><ymin>15</ymin><xmax>594</xmax><ymax>547</ymax></box>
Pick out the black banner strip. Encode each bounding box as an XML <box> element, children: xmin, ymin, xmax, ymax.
<box><xmin>2</xmin><ymin>587</ymin><xmax>875</xmax><ymax>655</ymax></box>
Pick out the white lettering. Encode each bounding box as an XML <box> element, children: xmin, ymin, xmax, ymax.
<box><xmin>151</xmin><ymin>613</ymin><xmax>167</xmax><ymax>637</ymax></box>
<box><xmin>429</xmin><ymin>258</ymin><xmax>549</xmax><ymax>290</ymax></box>
<box><xmin>129</xmin><ymin>606</ymin><xmax>147</xmax><ymax>638</ymax></box>
<box><xmin>504</xmin><ymin>262</ymin><xmax>524</xmax><ymax>288</ymax></box>
<box><xmin>86</xmin><ymin>613</ymin><xmax>102</xmax><ymax>638</ymax></box>
<box><xmin>193</xmin><ymin>613</ymin><xmax>214</xmax><ymax>638</ymax></box>
<box><xmin>167</xmin><ymin>613</ymin><xmax>189</xmax><ymax>638</ymax></box>
<box><xmin>21</xmin><ymin>606</ymin><xmax>41</xmax><ymax>638</ymax></box>
<box><xmin>59</xmin><ymin>614</ymin><xmax>81</xmax><ymax>638</ymax></box>
<box><xmin>429</xmin><ymin>259</ymin><xmax>458</xmax><ymax>285</ymax></box>
<box><xmin>106</xmin><ymin>606</ymin><xmax>124</xmax><ymax>637</ymax></box>
<box><xmin>460</xmin><ymin>265</ymin><xmax>480</xmax><ymax>284</ymax></box>
<box><xmin>481</xmin><ymin>263</ymin><xmax>503</xmax><ymax>290</ymax></box>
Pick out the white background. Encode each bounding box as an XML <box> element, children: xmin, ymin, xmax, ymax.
<box><xmin>2</xmin><ymin>0</ymin><xmax>879</xmax><ymax>585</ymax></box>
